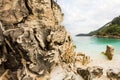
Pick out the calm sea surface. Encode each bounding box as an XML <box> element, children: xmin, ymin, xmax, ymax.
<box><xmin>73</xmin><ymin>36</ymin><xmax>120</xmax><ymax>59</ymax></box>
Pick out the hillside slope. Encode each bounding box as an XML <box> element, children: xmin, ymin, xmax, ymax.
<box><xmin>89</xmin><ymin>16</ymin><xmax>120</xmax><ymax>38</ymax></box>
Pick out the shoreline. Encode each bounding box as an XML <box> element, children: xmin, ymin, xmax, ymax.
<box><xmin>75</xmin><ymin>53</ymin><xmax>120</xmax><ymax>80</ymax></box>
<box><xmin>96</xmin><ymin>35</ymin><xmax>120</xmax><ymax>39</ymax></box>
<box><xmin>76</xmin><ymin>35</ymin><xmax>120</xmax><ymax>39</ymax></box>
<box><xmin>50</xmin><ymin>51</ymin><xmax>120</xmax><ymax>80</ymax></box>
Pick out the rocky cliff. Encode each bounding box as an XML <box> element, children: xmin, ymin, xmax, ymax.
<box><xmin>0</xmin><ymin>0</ymin><xmax>77</xmax><ymax>80</ymax></box>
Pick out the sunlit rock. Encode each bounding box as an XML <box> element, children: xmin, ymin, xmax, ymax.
<box><xmin>105</xmin><ymin>45</ymin><xmax>114</xmax><ymax>60</ymax></box>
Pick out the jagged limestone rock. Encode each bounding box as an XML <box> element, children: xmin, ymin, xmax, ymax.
<box><xmin>77</xmin><ymin>66</ymin><xmax>103</xmax><ymax>80</ymax></box>
<box><xmin>105</xmin><ymin>45</ymin><xmax>114</xmax><ymax>60</ymax></box>
<box><xmin>0</xmin><ymin>0</ymin><xmax>76</xmax><ymax>80</ymax></box>
<box><xmin>107</xmin><ymin>69</ymin><xmax>120</xmax><ymax>80</ymax></box>
<box><xmin>75</xmin><ymin>52</ymin><xmax>90</xmax><ymax>65</ymax></box>
<box><xmin>0</xmin><ymin>0</ymin><xmax>29</xmax><ymax>24</ymax></box>
<box><xmin>77</xmin><ymin>68</ymin><xmax>92</xmax><ymax>80</ymax></box>
<box><xmin>87</xmin><ymin>66</ymin><xmax>103</xmax><ymax>78</ymax></box>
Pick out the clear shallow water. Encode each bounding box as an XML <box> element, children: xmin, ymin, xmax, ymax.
<box><xmin>73</xmin><ymin>36</ymin><xmax>120</xmax><ymax>59</ymax></box>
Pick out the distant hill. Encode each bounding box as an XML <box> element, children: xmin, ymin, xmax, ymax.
<box><xmin>76</xmin><ymin>33</ymin><xmax>89</xmax><ymax>36</ymax></box>
<box><xmin>76</xmin><ymin>16</ymin><xmax>120</xmax><ymax>38</ymax></box>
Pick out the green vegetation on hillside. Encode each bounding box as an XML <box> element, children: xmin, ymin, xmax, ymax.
<box><xmin>89</xmin><ymin>16</ymin><xmax>120</xmax><ymax>38</ymax></box>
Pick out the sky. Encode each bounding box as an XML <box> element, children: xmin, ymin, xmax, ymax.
<box><xmin>57</xmin><ymin>0</ymin><xmax>120</xmax><ymax>35</ymax></box>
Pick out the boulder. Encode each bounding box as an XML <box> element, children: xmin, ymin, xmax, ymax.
<box><xmin>105</xmin><ymin>45</ymin><xmax>114</xmax><ymax>60</ymax></box>
<box><xmin>107</xmin><ymin>69</ymin><xmax>120</xmax><ymax>80</ymax></box>
<box><xmin>77</xmin><ymin>68</ymin><xmax>92</xmax><ymax>80</ymax></box>
<box><xmin>77</xmin><ymin>66</ymin><xmax>103</xmax><ymax>80</ymax></box>
<box><xmin>87</xmin><ymin>66</ymin><xmax>103</xmax><ymax>78</ymax></box>
<box><xmin>75</xmin><ymin>52</ymin><xmax>90</xmax><ymax>65</ymax></box>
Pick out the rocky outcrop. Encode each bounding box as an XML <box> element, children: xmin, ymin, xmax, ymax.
<box><xmin>0</xmin><ymin>0</ymin><xmax>76</xmax><ymax>80</ymax></box>
<box><xmin>77</xmin><ymin>66</ymin><xmax>103</xmax><ymax>80</ymax></box>
<box><xmin>105</xmin><ymin>45</ymin><xmax>114</xmax><ymax>60</ymax></box>
<box><xmin>107</xmin><ymin>69</ymin><xmax>120</xmax><ymax>80</ymax></box>
<box><xmin>87</xmin><ymin>66</ymin><xmax>103</xmax><ymax>78</ymax></box>
<box><xmin>77</xmin><ymin>68</ymin><xmax>91</xmax><ymax>80</ymax></box>
<box><xmin>75</xmin><ymin>52</ymin><xmax>90</xmax><ymax>65</ymax></box>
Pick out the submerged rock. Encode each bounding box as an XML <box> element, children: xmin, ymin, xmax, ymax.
<box><xmin>105</xmin><ymin>45</ymin><xmax>114</xmax><ymax>60</ymax></box>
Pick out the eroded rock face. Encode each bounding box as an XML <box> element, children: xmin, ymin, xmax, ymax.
<box><xmin>77</xmin><ymin>68</ymin><xmax>92</xmax><ymax>80</ymax></box>
<box><xmin>105</xmin><ymin>45</ymin><xmax>114</xmax><ymax>60</ymax></box>
<box><xmin>77</xmin><ymin>66</ymin><xmax>103</xmax><ymax>80</ymax></box>
<box><xmin>0</xmin><ymin>0</ymin><xmax>76</xmax><ymax>80</ymax></box>
<box><xmin>107</xmin><ymin>69</ymin><xmax>120</xmax><ymax>80</ymax></box>
<box><xmin>75</xmin><ymin>52</ymin><xmax>90</xmax><ymax>65</ymax></box>
<box><xmin>0</xmin><ymin>0</ymin><xmax>29</xmax><ymax>24</ymax></box>
<box><xmin>87</xmin><ymin>66</ymin><xmax>103</xmax><ymax>78</ymax></box>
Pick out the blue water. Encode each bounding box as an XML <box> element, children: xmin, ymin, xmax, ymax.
<box><xmin>73</xmin><ymin>36</ymin><xmax>120</xmax><ymax>59</ymax></box>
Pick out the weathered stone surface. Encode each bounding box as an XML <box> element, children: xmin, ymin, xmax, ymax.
<box><xmin>75</xmin><ymin>52</ymin><xmax>90</xmax><ymax>65</ymax></box>
<box><xmin>77</xmin><ymin>66</ymin><xmax>103</xmax><ymax>80</ymax></box>
<box><xmin>77</xmin><ymin>68</ymin><xmax>92</xmax><ymax>80</ymax></box>
<box><xmin>107</xmin><ymin>69</ymin><xmax>120</xmax><ymax>80</ymax></box>
<box><xmin>87</xmin><ymin>66</ymin><xmax>103</xmax><ymax>78</ymax></box>
<box><xmin>0</xmin><ymin>0</ymin><xmax>29</xmax><ymax>24</ymax></box>
<box><xmin>105</xmin><ymin>45</ymin><xmax>114</xmax><ymax>60</ymax></box>
<box><xmin>0</xmin><ymin>0</ymin><xmax>77</xmax><ymax>80</ymax></box>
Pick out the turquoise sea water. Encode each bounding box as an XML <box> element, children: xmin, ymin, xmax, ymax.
<box><xmin>73</xmin><ymin>36</ymin><xmax>120</xmax><ymax>59</ymax></box>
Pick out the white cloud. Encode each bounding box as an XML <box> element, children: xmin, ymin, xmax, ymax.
<box><xmin>57</xmin><ymin>0</ymin><xmax>120</xmax><ymax>35</ymax></box>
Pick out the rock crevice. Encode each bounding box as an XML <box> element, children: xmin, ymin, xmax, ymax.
<box><xmin>0</xmin><ymin>0</ymin><xmax>76</xmax><ymax>80</ymax></box>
